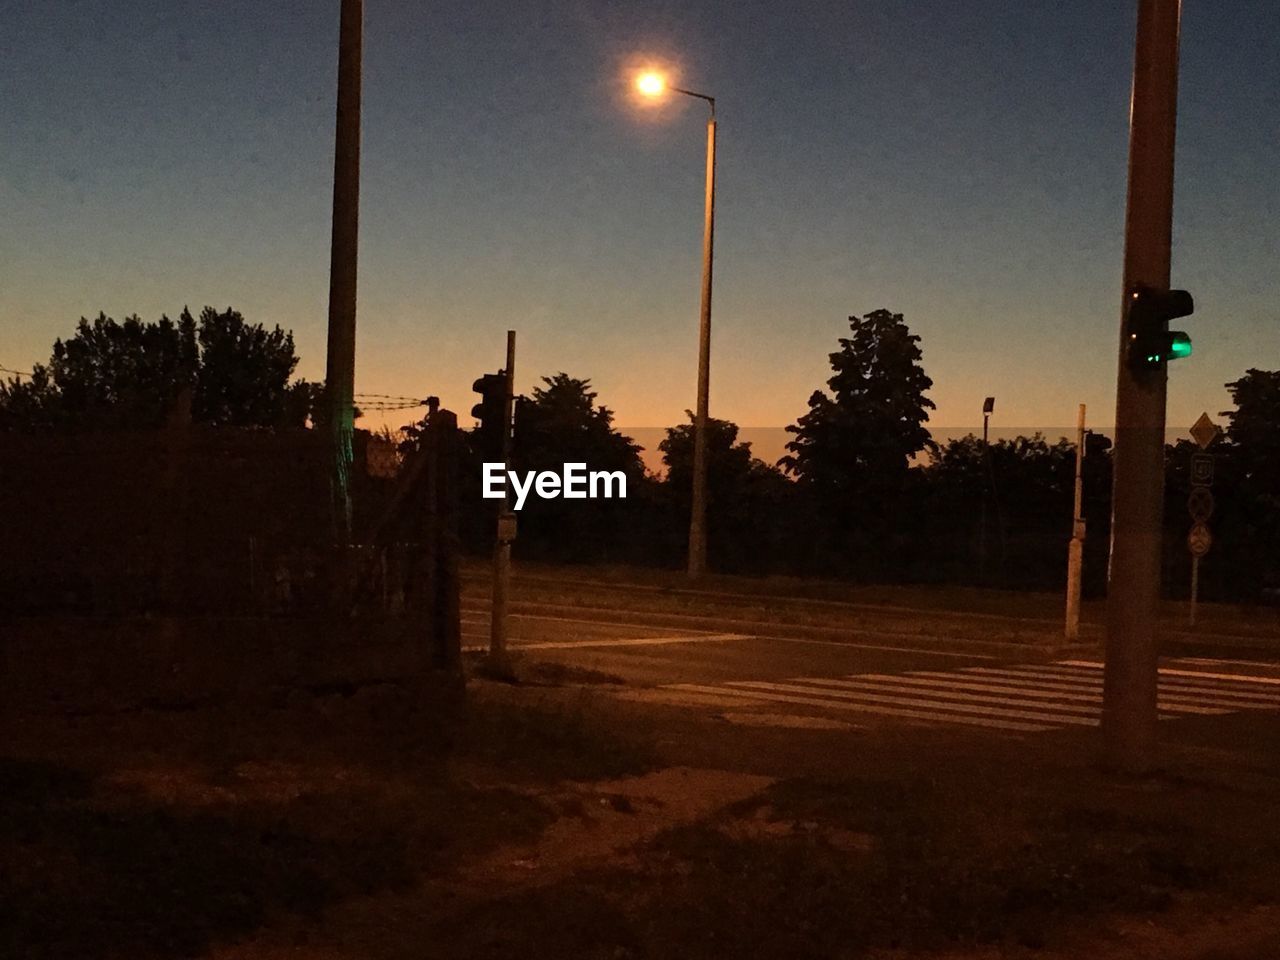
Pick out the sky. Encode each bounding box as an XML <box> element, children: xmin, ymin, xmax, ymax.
<box><xmin>2</xmin><ymin>0</ymin><xmax>1277</xmax><ymax>455</ymax></box>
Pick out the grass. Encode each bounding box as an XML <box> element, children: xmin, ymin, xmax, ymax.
<box><xmin>0</xmin><ymin>677</ymin><xmax>657</xmax><ymax>960</ymax></box>
<box><xmin>423</xmin><ymin>754</ymin><xmax>1280</xmax><ymax>959</ymax></box>
<box><xmin>7</xmin><ymin>648</ymin><xmax>1280</xmax><ymax>958</ymax></box>
<box><xmin>460</xmin><ymin>682</ymin><xmax>657</xmax><ymax>783</ymax></box>
<box><xmin>465</xmin><ymin>650</ymin><xmax>627</xmax><ymax>688</ymax></box>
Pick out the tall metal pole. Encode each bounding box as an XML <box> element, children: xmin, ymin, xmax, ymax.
<box><xmin>1065</xmin><ymin>404</ymin><xmax>1087</xmax><ymax>641</ymax></box>
<box><xmin>979</xmin><ymin>408</ymin><xmax>990</xmax><ymax>581</ymax></box>
<box><xmin>1189</xmin><ymin>554</ymin><xmax>1200</xmax><ymax>626</ymax></box>
<box><xmin>687</xmin><ymin>111</ymin><xmax>717</xmax><ymax>579</ymax></box>
<box><xmin>489</xmin><ymin>331</ymin><xmax>516</xmax><ymax>674</ymax></box>
<box><xmin>324</xmin><ymin>0</ymin><xmax>363</xmax><ymax>541</ymax></box>
<box><xmin>1102</xmin><ymin>0</ymin><xmax>1184</xmax><ymax>773</ymax></box>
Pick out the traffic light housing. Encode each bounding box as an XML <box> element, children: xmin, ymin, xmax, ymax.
<box><xmin>1125</xmin><ymin>284</ymin><xmax>1193</xmax><ymax>372</ymax></box>
<box><xmin>471</xmin><ymin>371</ymin><xmax>507</xmax><ymax>460</ymax></box>
<box><xmin>1084</xmin><ymin>430</ymin><xmax>1112</xmax><ymax>459</ymax></box>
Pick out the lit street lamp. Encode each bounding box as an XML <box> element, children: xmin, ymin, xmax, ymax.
<box><xmin>635</xmin><ymin>70</ymin><xmax>717</xmax><ymax>579</ymax></box>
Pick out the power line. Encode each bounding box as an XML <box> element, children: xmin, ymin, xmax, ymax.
<box><xmin>353</xmin><ymin>392</ymin><xmax>423</xmax><ymax>403</ymax></box>
<box><xmin>0</xmin><ymin>366</ymin><xmax>33</xmax><ymax>379</ymax></box>
<box><xmin>356</xmin><ymin>401</ymin><xmax>425</xmax><ymax>412</ymax></box>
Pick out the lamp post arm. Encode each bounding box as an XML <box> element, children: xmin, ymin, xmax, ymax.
<box><xmin>671</xmin><ymin>86</ymin><xmax>716</xmax><ymax>116</ymax></box>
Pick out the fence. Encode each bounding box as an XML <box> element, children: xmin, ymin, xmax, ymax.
<box><xmin>0</xmin><ymin>411</ymin><xmax>463</xmax><ymax>708</ymax></box>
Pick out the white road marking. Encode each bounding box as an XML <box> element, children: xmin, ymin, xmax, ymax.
<box><xmin>965</xmin><ymin>664</ymin><xmax>1280</xmax><ymax>696</ymax></box>
<box><xmin>746</xmin><ymin>634</ymin><xmax>997</xmax><ymax>660</ymax></box>
<box><xmin>809</xmin><ymin>675</ymin><xmax>1225</xmax><ymax>717</ymax></box>
<box><xmin>726</xmin><ymin>680</ymin><xmax>1097</xmax><ymax>727</ymax></box>
<box><xmin>662</xmin><ymin>656</ymin><xmax>1280</xmax><ymax>735</ymax></box>
<box><xmin>1173</xmin><ymin>657</ymin><xmax>1280</xmax><ymax>670</ymax></box>
<box><xmin>463</xmin><ymin>608</ymin><xmax>1000</xmax><ymax>660</ymax></box>
<box><xmin>966</xmin><ymin>666</ymin><xmax>1280</xmax><ymax>706</ymax></box>
<box><xmin>466</xmin><ymin>633</ymin><xmax>751</xmax><ymax>652</ymax></box>
<box><xmin>794</xmin><ymin>676</ymin><xmax>1104</xmax><ymax>716</ymax></box>
<box><xmin>460</xmin><ymin>608</ymin><xmax>716</xmax><ymax>635</ymax></box>
<box><xmin>669</xmin><ymin>683</ymin><xmax>1050</xmax><ymax>733</ymax></box>
<box><xmin>1062</xmin><ymin>660</ymin><xmax>1280</xmax><ymax>687</ymax></box>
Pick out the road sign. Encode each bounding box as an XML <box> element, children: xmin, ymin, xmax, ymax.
<box><xmin>1187</xmin><ymin>486</ymin><xmax>1214</xmax><ymax>522</ymax></box>
<box><xmin>1187</xmin><ymin>522</ymin><xmax>1212</xmax><ymax>558</ymax></box>
<box><xmin>1190</xmin><ymin>412</ymin><xmax>1222</xmax><ymax>450</ymax></box>
<box><xmin>1190</xmin><ymin>452</ymin><xmax>1214</xmax><ymax>486</ymax></box>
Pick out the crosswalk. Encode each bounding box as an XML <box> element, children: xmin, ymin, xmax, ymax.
<box><xmin>667</xmin><ymin>660</ymin><xmax>1280</xmax><ymax>734</ymax></box>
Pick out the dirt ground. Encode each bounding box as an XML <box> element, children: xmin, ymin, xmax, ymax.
<box><xmin>5</xmin><ymin>664</ymin><xmax>1280</xmax><ymax>960</ymax></box>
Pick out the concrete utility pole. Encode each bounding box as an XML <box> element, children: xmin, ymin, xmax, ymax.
<box><xmin>1102</xmin><ymin>0</ymin><xmax>1184</xmax><ymax>772</ymax></box>
<box><xmin>324</xmin><ymin>0</ymin><xmax>363</xmax><ymax>541</ymax></box>
<box><xmin>488</xmin><ymin>331</ymin><xmax>517</xmax><ymax>675</ymax></box>
<box><xmin>632</xmin><ymin>74</ymin><xmax>718</xmax><ymax>579</ymax></box>
<box><xmin>687</xmin><ymin>107</ymin><xmax>717</xmax><ymax>579</ymax></box>
<box><xmin>1065</xmin><ymin>404</ymin><xmax>1087</xmax><ymax>641</ymax></box>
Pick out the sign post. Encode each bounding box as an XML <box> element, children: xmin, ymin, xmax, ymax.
<box><xmin>1065</xmin><ymin>404</ymin><xmax>1087</xmax><ymax>641</ymax></box>
<box><xmin>488</xmin><ymin>331</ymin><xmax>517</xmax><ymax>676</ymax></box>
<box><xmin>1186</xmin><ymin>412</ymin><xmax>1220</xmax><ymax>627</ymax></box>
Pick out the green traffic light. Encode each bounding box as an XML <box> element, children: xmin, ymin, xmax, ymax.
<box><xmin>1169</xmin><ymin>332</ymin><xmax>1192</xmax><ymax>360</ymax></box>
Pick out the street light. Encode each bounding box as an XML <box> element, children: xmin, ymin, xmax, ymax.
<box><xmin>980</xmin><ymin>396</ymin><xmax>995</xmax><ymax>581</ymax></box>
<box><xmin>636</xmin><ymin>70</ymin><xmax>717</xmax><ymax>579</ymax></box>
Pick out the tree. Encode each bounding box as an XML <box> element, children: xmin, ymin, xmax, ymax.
<box><xmin>780</xmin><ymin>309</ymin><xmax>936</xmax><ymax>573</ymax></box>
<box><xmin>660</xmin><ymin>413</ymin><xmax>765</xmax><ymax>496</ymax></box>
<box><xmin>191</xmin><ymin>307</ymin><xmax>305</xmax><ymax>426</ymax></box>
<box><xmin>922</xmin><ymin>433</ymin><xmax>1100</xmax><ymax>587</ymax></box>
<box><xmin>444</xmin><ymin>372</ymin><xmax>650</xmax><ymax>563</ymax></box>
<box><xmin>510</xmin><ymin>374</ymin><xmax>648</xmax><ymax>563</ymax></box>
<box><xmin>1216</xmin><ymin>369</ymin><xmax>1280</xmax><ymax>597</ymax></box>
<box><xmin>512</xmin><ymin>373</ymin><xmax>644</xmax><ymax>478</ymax></box>
<box><xmin>0</xmin><ymin>367</ymin><xmax>63</xmax><ymax>433</ymax></box>
<box><xmin>0</xmin><ymin>307</ymin><xmax>320</xmax><ymax>432</ymax></box>
<box><xmin>782</xmin><ymin>309</ymin><xmax>936</xmax><ymax>492</ymax></box>
<box><xmin>1222</xmin><ymin>369</ymin><xmax>1280</xmax><ymax>512</ymax></box>
<box><xmin>660</xmin><ymin>412</ymin><xmax>794</xmax><ymax>573</ymax></box>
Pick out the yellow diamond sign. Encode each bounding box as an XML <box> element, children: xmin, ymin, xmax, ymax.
<box><xmin>1189</xmin><ymin>412</ymin><xmax>1221</xmax><ymax>450</ymax></box>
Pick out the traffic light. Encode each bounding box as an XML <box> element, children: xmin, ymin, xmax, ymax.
<box><xmin>471</xmin><ymin>371</ymin><xmax>507</xmax><ymax>460</ymax></box>
<box><xmin>1084</xmin><ymin>430</ymin><xmax>1112</xmax><ymax>459</ymax></box>
<box><xmin>1125</xmin><ymin>284</ymin><xmax>1193</xmax><ymax>372</ymax></box>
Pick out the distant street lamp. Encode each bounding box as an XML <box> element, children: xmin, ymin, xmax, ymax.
<box><xmin>635</xmin><ymin>70</ymin><xmax>717</xmax><ymax>579</ymax></box>
<box><xmin>980</xmin><ymin>396</ymin><xmax>996</xmax><ymax>580</ymax></box>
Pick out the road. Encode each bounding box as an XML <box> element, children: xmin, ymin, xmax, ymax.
<box><xmin>461</xmin><ymin>578</ymin><xmax>1280</xmax><ymax>738</ymax></box>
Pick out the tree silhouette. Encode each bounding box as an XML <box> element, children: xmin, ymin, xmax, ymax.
<box><xmin>191</xmin><ymin>307</ymin><xmax>305</xmax><ymax>426</ymax></box>
<box><xmin>780</xmin><ymin>310</ymin><xmax>935</xmax><ymax>573</ymax></box>
<box><xmin>1217</xmin><ymin>369</ymin><xmax>1280</xmax><ymax>595</ymax></box>
<box><xmin>1223</xmin><ymin>369</ymin><xmax>1280</xmax><ymax>512</ymax></box>
<box><xmin>443</xmin><ymin>372</ymin><xmax>649</xmax><ymax>563</ymax></box>
<box><xmin>512</xmin><ymin>373</ymin><xmax>643</xmax><ymax>478</ymax></box>
<box><xmin>782</xmin><ymin>309</ymin><xmax>936</xmax><ymax>492</ymax></box>
<box><xmin>924</xmin><ymin>433</ymin><xmax>1095</xmax><ymax>587</ymax></box>
<box><xmin>660</xmin><ymin>413</ymin><xmax>759</xmax><ymax>495</ymax></box>
<box><xmin>0</xmin><ymin>307</ymin><xmax>319</xmax><ymax>432</ymax></box>
<box><xmin>660</xmin><ymin>412</ymin><xmax>794</xmax><ymax>573</ymax></box>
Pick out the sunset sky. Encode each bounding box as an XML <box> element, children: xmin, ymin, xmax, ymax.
<box><xmin>3</xmin><ymin>1</ymin><xmax>1277</xmax><ymax>450</ymax></box>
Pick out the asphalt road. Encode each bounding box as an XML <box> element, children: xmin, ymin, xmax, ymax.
<box><xmin>461</xmin><ymin>591</ymin><xmax>1280</xmax><ymax>738</ymax></box>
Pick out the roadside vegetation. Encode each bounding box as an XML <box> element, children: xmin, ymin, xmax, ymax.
<box><xmin>5</xmin><ymin>309</ymin><xmax>1277</xmax><ymax>602</ymax></box>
